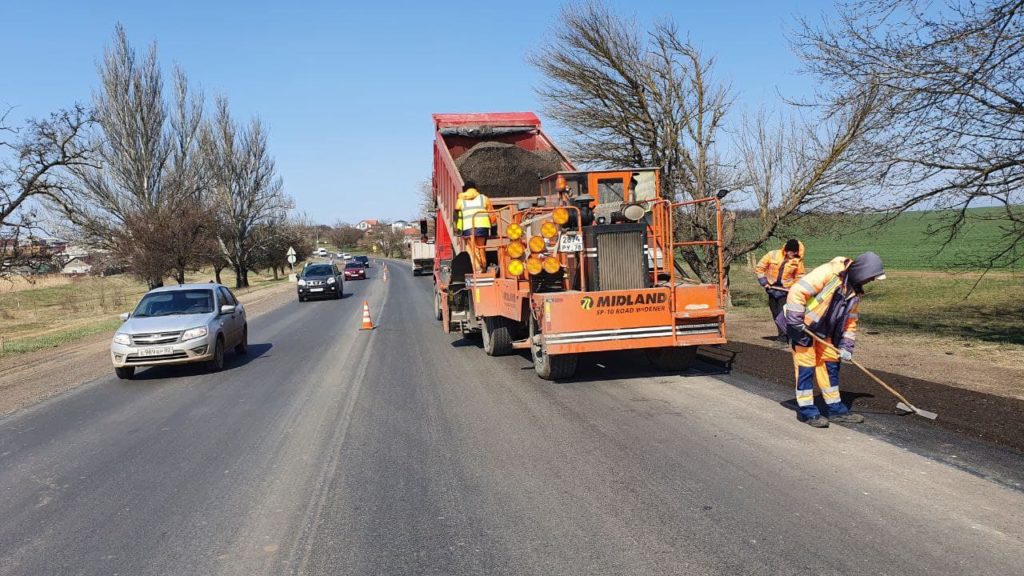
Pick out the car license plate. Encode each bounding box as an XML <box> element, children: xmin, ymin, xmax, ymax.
<box><xmin>310</xmin><ymin>287</ymin><xmax>324</xmax><ymax>292</ymax></box>
<box><xmin>139</xmin><ymin>346</ymin><xmax>173</xmax><ymax>357</ymax></box>
<box><xmin>558</xmin><ymin>233</ymin><xmax>583</xmax><ymax>253</ymax></box>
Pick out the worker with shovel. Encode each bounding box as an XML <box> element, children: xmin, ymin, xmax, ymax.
<box><xmin>784</xmin><ymin>252</ymin><xmax>886</xmax><ymax>428</ymax></box>
<box><xmin>755</xmin><ymin>239</ymin><xmax>805</xmax><ymax>347</ymax></box>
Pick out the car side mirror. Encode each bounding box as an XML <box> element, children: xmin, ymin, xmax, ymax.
<box><xmin>220</xmin><ymin>304</ymin><xmax>236</xmax><ymax>315</ymax></box>
<box><xmin>119</xmin><ymin>312</ymin><xmax>131</xmax><ymax>321</ymax></box>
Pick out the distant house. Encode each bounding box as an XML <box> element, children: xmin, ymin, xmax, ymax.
<box><xmin>392</xmin><ymin>220</ymin><xmax>410</xmax><ymax>231</ymax></box>
<box><xmin>355</xmin><ymin>219</ymin><xmax>379</xmax><ymax>231</ymax></box>
<box><xmin>402</xmin><ymin>227</ymin><xmax>422</xmax><ymax>245</ymax></box>
<box><xmin>61</xmin><ymin>257</ymin><xmax>93</xmax><ymax>275</ymax></box>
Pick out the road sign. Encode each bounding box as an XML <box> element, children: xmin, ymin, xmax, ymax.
<box><xmin>286</xmin><ymin>246</ymin><xmax>296</xmax><ymax>256</ymax></box>
<box><xmin>287</xmin><ymin>254</ymin><xmax>297</xmax><ymax>265</ymax></box>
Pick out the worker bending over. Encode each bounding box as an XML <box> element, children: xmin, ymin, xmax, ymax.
<box><xmin>784</xmin><ymin>252</ymin><xmax>886</xmax><ymax>428</ymax></box>
<box><xmin>755</xmin><ymin>239</ymin><xmax>804</xmax><ymax>345</ymax></box>
<box><xmin>454</xmin><ymin>181</ymin><xmax>496</xmax><ymax>273</ymax></box>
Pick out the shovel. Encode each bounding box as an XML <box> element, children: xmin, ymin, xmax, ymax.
<box><xmin>802</xmin><ymin>328</ymin><xmax>938</xmax><ymax>420</ymax></box>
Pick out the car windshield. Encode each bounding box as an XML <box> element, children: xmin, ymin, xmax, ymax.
<box><xmin>345</xmin><ymin>263</ymin><xmax>362</xmax><ymax>269</ymax></box>
<box><xmin>303</xmin><ymin>265</ymin><xmax>333</xmax><ymax>277</ymax></box>
<box><xmin>133</xmin><ymin>289</ymin><xmax>215</xmax><ymax>317</ymax></box>
<box><xmin>355</xmin><ymin>257</ymin><xmax>368</xmax><ymax>263</ymax></box>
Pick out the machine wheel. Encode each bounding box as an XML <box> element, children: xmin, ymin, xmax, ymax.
<box><xmin>207</xmin><ymin>337</ymin><xmax>225</xmax><ymax>373</ymax></box>
<box><xmin>115</xmin><ymin>366</ymin><xmax>135</xmax><ymax>380</ymax></box>
<box><xmin>235</xmin><ymin>325</ymin><xmax>248</xmax><ymax>355</ymax></box>
<box><xmin>482</xmin><ymin>316</ymin><xmax>515</xmax><ymax>356</ymax></box>
<box><xmin>530</xmin><ymin>316</ymin><xmax>577</xmax><ymax>380</ymax></box>
<box><xmin>646</xmin><ymin>346</ymin><xmax>698</xmax><ymax>372</ymax></box>
<box><xmin>433</xmin><ymin>289</ymin><xmax>443</xmax><ymax>321</ymax></box>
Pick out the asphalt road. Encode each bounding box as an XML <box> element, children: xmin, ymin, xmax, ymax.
<box><xmin>1</xmin><ymin>262</ymin><xmax>1022</xmax><ymax>576</ymax></box>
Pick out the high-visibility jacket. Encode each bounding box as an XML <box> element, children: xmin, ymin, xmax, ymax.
<box><xmin>755</xmin><ymin>241</ymin><xmax>805</xmax><ymax>289</ymax></box>
<box><xmin>455</xmin><ymin>189</ymin><xmax>496</xmax><ymax>231</ymax></box>
<box><xmin>784</xmin><ymin>256</ymin><xmax>860</xmax><ymax>352</ymax></box>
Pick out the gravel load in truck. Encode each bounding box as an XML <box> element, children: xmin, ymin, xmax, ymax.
<box><xmin>454</xmin><ymin>141</ymin><xmax>563</xmax><ymax>199</ymax></box>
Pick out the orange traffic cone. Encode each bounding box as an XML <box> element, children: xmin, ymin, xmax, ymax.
<box><xmin>359</xmin><ymin>300</ymin><xmax>376</xmax><ymax>330</ymax></box>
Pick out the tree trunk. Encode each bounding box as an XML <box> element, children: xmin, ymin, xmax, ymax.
<box><xmin>175</xmin><ymin>268</ymin><xmax>185</xmax><ymax>285</ymax></box>
<box><xmin>272</xmin><ymin>266</ymin><xmax>279</xmax><ymax>280</ymax></box>
<box><xmin>214</xmin><ymin>265</ymin><xmax>223</xmax><ymax>285</ymax></box>
<box><xmin>147</xmin><ymin>277</ymin><xmax>164</xmax><ymax>290</ymax></box>
<box><xmin>234</xmin><ymin>264</ymin><xmax>244</xmax><ymax>289</ymax></box>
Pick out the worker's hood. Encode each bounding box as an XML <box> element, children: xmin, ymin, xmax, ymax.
<box><xmin>847</xmin><ymin>251</ymin><xmax>886</xmax><ymax>287</ymax></box>
<box><xmin>461</xmin><ymin>188</ymin><xmax>480</xmax><ymax>200</ymax></box>
<box><xmin>781</xmin><ymin>240</ymin><xmax>804</xmax><ymax>259</ymax></box>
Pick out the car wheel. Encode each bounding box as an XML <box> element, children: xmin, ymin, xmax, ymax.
<box><xmin>208</xmin><ymin>337</ymin><xmax>225</xmax><ymax>372</ymax></box>
<box><xmin>235</xmin><ymin>325</ymin><xmax>248</xmax><ymax>355</ymax></box>
<box><xmin>115</xmin><ymin>366</ymin><xmax>135</xmax><ymax>380</ymax></box>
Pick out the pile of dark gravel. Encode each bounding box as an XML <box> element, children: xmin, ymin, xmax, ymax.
<box><xmin>455</xmin><ymin>142</ymin><xmax>563</xmax><ymax>199</ymax></box>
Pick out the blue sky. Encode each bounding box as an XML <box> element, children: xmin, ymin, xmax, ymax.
<box><xmin>1</xmin><ymin>0</ymin><xmax>830</xmax><ymax>225</ymax></box>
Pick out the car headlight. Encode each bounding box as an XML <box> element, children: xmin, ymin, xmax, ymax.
<box><xmin>181</xmin><ymin>326</ymin><xmax>209</xmax><ymax>341</ymax></box>
<box><xmin>113</xmin><ymin>333</ymin><xmax>131</xmax><ymax>345</ymax></box>
<box><xmin>327</xmin><ymin>277</ymin><xmax>336</xmax><ymax>284</ymax></box>
<box><xmin>297</xmin><ymin>279</ymin><xmax>306</xmax><ymax>286</ymax></box>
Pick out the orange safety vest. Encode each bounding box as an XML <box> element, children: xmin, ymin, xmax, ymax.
<box><xmin>755</xmin><ymin>241</ymin><xmax>805</xmax><ymax>288</ymax></box>
<box><xmin>456</xmin><ymin>190</ymin><xmax>494</xmax><ymax>231</ymax></box>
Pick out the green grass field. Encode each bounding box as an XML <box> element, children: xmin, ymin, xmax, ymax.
<box><xmin>737</xmin><ymin>207</ymin><xmax>1024</xmax><ymax>270</ymax></box>
<box><xmin>730</xmin><ymin>266</ymin><xmax>1024</xmax><ymax>345</ymax></box>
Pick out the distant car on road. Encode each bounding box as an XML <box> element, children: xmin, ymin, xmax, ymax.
<box><xmin>344</xmin><ymin>261</ymin><xmax>367</xmax><ymax>280</ymax></box>
<box><xmin>297</xmin><ymin>262</ymin><xmax>343</xmax><ymax>302</ymax></box>
<box><xmin>353</xmin><ymin>255</ymin><xmax>370</xmax><ymax>268</ymax></box>
<box><xmin>315</xmin><ymin>248</ymin><xmax>328</xmax><ymax>257</ymax></box>
<box><xmin>111</xmin><ymin>284</ymin><xmax>247</xmax><ymax>380</ymax></box>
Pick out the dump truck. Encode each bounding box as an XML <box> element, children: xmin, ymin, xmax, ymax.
<box><xmin>430</xmin><ymin>112</ymin><xmax>727</xmax><ymax>379</ymax></box>
<box><xmin>410</xmin><ymin>240</ymin><xmax>436</xmax><ymax>276</ymax></box>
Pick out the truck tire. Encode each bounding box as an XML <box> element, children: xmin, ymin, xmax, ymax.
<box><xmin>530</xmin><ymin>317</ymin><xmax>577</xmax><ymax>380</ymax></box>
<box><xmin>482</xmin><ymin>316</ymin><xmax>515</xmax><ymax>356</ymax></box>
<box><xmin>646</xmin><ymin>346</ymin><xmax>698</xmax><ymax>372</ymax></box>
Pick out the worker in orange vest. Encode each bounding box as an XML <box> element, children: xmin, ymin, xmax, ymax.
<box><xmin>454</xmin><ymin>181</ymin><xmax>496</xmax><ymax>273</ymax></box>
<box><xmin>755</xmin><ymin>239</ymin><xmax>804</xmax><ymax>345</ymax></box>
<box><xmin>784</xmin><ymin>252</ymin><xmax>886</xmax><ymax>428</ymax></box>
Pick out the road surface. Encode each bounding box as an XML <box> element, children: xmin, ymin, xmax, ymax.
<box><xmin>0</xmin><ymin>263</ymin><xmax>1021</xmax><ymax>576</ymax></box>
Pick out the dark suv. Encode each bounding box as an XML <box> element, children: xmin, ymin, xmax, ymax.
<box><xmin>353</xmin><ymin>255</ymin><xmax>370</xmax><ymax>268</ymax></box>
<box><xmin>297</xmin><ymin>263</ymin><xmax>343</xmax><ymax>301</ymax></box>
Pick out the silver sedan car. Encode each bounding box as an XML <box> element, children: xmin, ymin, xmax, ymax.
<box><xmin>110</xmin><ymin>283</ymin><xmax>248</xmax><ymax>379</ymax></box>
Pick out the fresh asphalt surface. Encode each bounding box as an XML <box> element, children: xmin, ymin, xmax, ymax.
<box><xmin>1</xmin><ymin>263</ymin><xmax>1022</xmax><ymax>576</ymax></box>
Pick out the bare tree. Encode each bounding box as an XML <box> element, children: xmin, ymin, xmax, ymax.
<box><xmin>68</xmin><ymin>25</ymin><xmax>208</xmax><ymax>288</ymax></box>
<box><xmin>1</xmin><ymin>105</ymin><xmax>94</xmax><ymax>279</ymax></box>
<box><xmin>203</xmin><ymin>97</ymin><xmax>290</xmax><ymax>288</ymax></box>
<box><xmin>360</xmin><ymin>222</ymin><xmax>406</xmax><ymax>258</ymax></box>
<box><xmin>797</xmin><ymin>0</ymin><xmax>1024</xmax><ymax>269</ymax></box>
<box><xmin>532</xmin><ymin>1</ymin><xmax>882</xmax><ymax>283</ymax></box>
<box><xmin>326</xmin><ymin>221</ymin><xmax>365</xmax><ymax>249</ymax></box>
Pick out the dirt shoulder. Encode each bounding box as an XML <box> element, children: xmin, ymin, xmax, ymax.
<box><xmin>725</xmin><ymin>308</ymin><xmax>1024</xmax><ymax>401</ymax></box>
<box><xmin>0</xmin><ymin>281</ymin><xmax>297</xmax><ymax>418</ymax></box>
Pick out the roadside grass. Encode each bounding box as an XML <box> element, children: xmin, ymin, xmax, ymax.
<box><xmin>729</xmin><ymin>266</ymin><xmax>1024</xmax><ymax>345</ymax></box>
<box><xmin>0</xmin><ymin>269</ymin><xmax>288</xmax><ymax>357</ymax></box>
<box><xmin>736</xmin><ymin>207</ymin><xmax>1024</xmax><ymax>270</ymax></box>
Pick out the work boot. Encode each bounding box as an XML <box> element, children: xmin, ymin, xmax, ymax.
<box><xmin>805</xmin><ymin>416</ymin><xmax>829</xmax><ymax>428</ymax></box>
<box><xmin>773</xmin><ymin>338</ymin><xmax>790</xmax><ymax>350</ymax></box>
<box><xmin>829</xmin><ymin>413</ymin><xmax>865</xmax><ymax>424</ymax></box>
